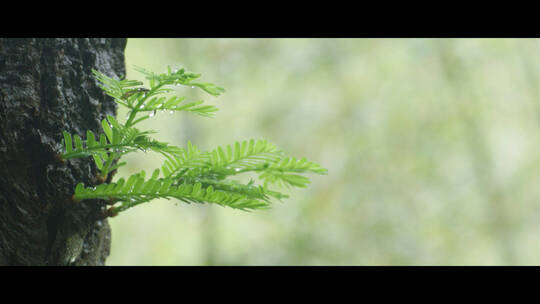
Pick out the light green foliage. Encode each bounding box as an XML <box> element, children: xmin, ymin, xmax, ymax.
<box><xmin>61</xmin><ymin>67</ymin><xmax>326</xmax><ymax>215</ymax></box>
<box><xmin>62</xmin><ymin>115</ymin><xmax>180</xmax><ymax>178</ymax></box>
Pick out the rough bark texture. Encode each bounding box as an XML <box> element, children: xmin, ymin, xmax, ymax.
<box><xmin>0</xmin><ymin>38</ymin><xmax>127</xmax><ymax>265</ymax></box>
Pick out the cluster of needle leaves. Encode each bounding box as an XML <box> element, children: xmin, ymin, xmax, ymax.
<box><xmin>61</xmin><ymin>66</ymin><xmax>327</xmax><ymax>217</ymax></box>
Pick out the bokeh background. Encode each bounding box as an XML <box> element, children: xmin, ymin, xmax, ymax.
<box><xmin>107</xmin><ymin>38</ymin><xmax>540</xmax><ymax>265</ymax></box>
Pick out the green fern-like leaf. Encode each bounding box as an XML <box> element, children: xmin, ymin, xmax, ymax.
<box><xmin>62</xmin><ymin>115</ymin><xmax>182</xmax><ymax>178</ymax></box>
<box><xmin>161</xmin><ymin>141</ymin><xmax>209</xmax><ymax>178</ymax></box>
<box><xmin>74</xmin><ymin>169</ymin><xmax>270</xmax><ymax>212</ymax></box>
<box><xmin>161</xmin><ymin>139</ymin><xmax>284</xmax><ymax>179</ymax></box>
<box><xmin>258</xmin><ymin>157</ymin><xmax>327</xmax><ymax>188</ymax></box>
<box><xmin>62</xmin><ymin>66</ymin><xmax>326</xmax><ymax>217</ymax></box>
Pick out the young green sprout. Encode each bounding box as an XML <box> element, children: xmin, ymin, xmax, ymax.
<box><xmin>61</xmin><ymin>66</ymin><xmax>327</xmax><ymax>216</ymax></box>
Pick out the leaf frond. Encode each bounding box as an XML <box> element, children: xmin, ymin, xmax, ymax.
<box><xmin>74</xmin><ymin>170</ymin><xmax>270</xmax><ymax>212</ymax></box>
<box><xmin>64</xmin><ymin>66</ymin><xmax>326</xmax><ymax>217</ymax></box>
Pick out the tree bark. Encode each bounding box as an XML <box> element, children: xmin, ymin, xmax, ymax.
<box><xmin>0</xmin><ymin>38</ymin><xmax>127</xmax><ymax>265</ymax></box>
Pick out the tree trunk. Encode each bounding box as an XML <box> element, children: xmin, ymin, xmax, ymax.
<box><xmin>0</xmin><ymin>38</ymin><xmax>127</xmax><ymax>265</ymax></box>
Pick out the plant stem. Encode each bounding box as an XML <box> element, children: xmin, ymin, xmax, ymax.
<box><xmin>125</xmin><ymin>84</ymin><xmax>163</xmax><ymax>128</ymax></box>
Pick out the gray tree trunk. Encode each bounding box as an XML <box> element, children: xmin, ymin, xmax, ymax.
<box><xmin>0</xmin><ymin>38</ymin><xmax>127</xmax><ymax>265</ymax></box>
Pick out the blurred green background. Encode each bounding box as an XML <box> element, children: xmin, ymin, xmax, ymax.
<box><xmin>107</xmin><ymin>38</ymin><xmax>540</xmax><ymax>265</ymax></box>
